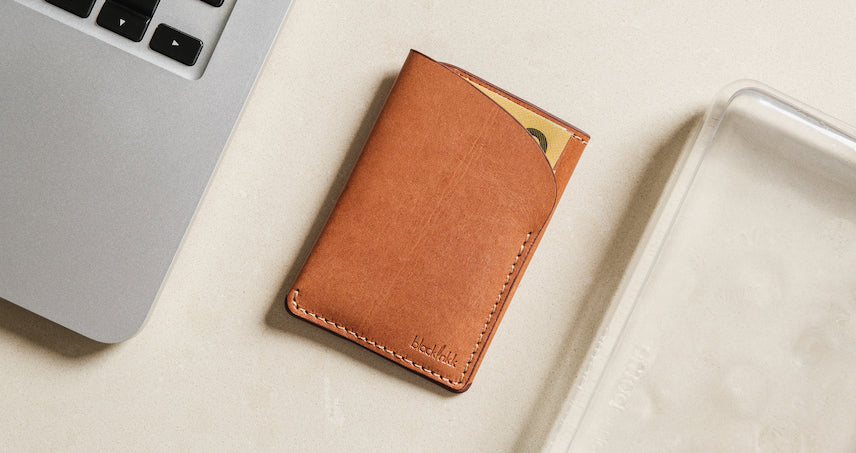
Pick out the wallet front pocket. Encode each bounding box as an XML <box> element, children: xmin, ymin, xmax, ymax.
<box><xmin>287</xmin><ymin>50</ymin><xmax>588</xmax><ymax>392</ymax></box>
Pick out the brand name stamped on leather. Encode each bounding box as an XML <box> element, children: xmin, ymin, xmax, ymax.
<box><xmin>410</xmin><ymin>335</ymin><xmax>459</xmax><ymax>368</ymax></box>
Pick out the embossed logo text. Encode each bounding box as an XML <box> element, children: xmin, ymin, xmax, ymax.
<box><xmin>410</xmin><ymin>335</ymin><xmax>459</xmax><ymax>368</ymax></box>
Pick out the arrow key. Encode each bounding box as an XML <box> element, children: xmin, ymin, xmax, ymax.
<box><xmin>149</xmin><ymin>24</ymin><xmax>203</xmax><ymax>66</ymax></box>
<box><xmin>96</xmin><ymin>1</ymin><xmax>150</xmax><ymax>42</ymax></box>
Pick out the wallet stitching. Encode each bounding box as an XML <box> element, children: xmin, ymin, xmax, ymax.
<box><xmin>290</xmin><ymin>233</ymin><xmax>533</xmax><ymax>387</ymax></box>
<box><xmin>290</xmin><ymin>290</ymin><xmax>456</xmax><ymax>384</ymax></box>
<box><xmin>457</xmin><ymin>232</ymin><xmax>532</xmax><ymax>381</ymax></box>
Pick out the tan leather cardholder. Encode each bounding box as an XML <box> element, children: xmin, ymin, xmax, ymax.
<box><xmin>287</xmin><ymin>50</ymin><xmax>588</xmax><ymax>392</ymax></box>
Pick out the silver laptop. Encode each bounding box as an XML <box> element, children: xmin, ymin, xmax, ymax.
<box><xmin>1</xmin><ymin>0</ymin><xmax>293</xmax><ymax>342</ymax></box>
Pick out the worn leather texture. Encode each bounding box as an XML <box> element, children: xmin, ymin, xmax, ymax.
<box><xmin>287</xmin><ymin>50</ymin><xmax>589</xmax><ymax>392</ymax></box>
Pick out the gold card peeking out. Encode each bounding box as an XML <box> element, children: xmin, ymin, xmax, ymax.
<box><xmin>464</xmin><ymin>78</ymin><xmax>573</xmax><ymax>168</ymax></box>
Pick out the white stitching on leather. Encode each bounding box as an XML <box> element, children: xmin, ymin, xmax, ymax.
<box><xmin>457</xmin><ymin>232</ymin><xmax>531</xmax><ymax>381</ymax></box>
<box><xmin>290</xmin><ymin>232</ymin><xmax>533</xmax><ymax>387</ymax></box>
<box><xmin>290</xmin><ymin>291</ymin><xmax>455</xmax><ymax>384</ymax></box>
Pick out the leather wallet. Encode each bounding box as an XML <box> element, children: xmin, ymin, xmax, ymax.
<box><xmin>287</xmin><ymin>50</ymin><xmax>589</xmax><ymax>392</ymax></box>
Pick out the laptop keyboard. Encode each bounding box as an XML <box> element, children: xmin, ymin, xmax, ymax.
<box><xmin>19</xmin><ymin>0</ymin><xmax>234</xmax><ymax>79</ymax></box>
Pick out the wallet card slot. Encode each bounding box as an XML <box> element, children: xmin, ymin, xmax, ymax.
<box><xmin>441</xmin><ymin>59</ymin><xmax>589</xmax><ymax>200</ymax></box>
<box><xmin>463</xmin><ymin>77</ymin><xmax>576</xmax><ymax>168</ymax></box>
<box><xmin>443</xmin><ymin>64</ymin><xmax>588</xmax><ymax>170</ymax></box>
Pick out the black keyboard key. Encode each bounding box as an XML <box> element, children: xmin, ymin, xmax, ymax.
<box><xmin>199</xmin><ymin>0</ymin><xmax>224</xmax><ymax>6</ymax></box>
<box><xmin>149</xmin><ymin>24</ymin><xmax>203</xmax><ymax>66</ymax></box>
<box><xmin>96</xmin><ymin>1</ymin><xmax>151</xmax><ymax>42</ymax></box>
<box><xmin>115</xmin><ymin>0</ymin><xmax>160</xmax><ymax>17</ymax></box>
<box><xmin>46</xmin><ymin>0</ymin><xmax>96</xmax><ymax>18</ymax></box>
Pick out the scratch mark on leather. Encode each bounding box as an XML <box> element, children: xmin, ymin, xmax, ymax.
<box><xmin>396</xmin><ymin>107</ymin><xmax>500</xmax><ymax>259</ymax></box>
<box><xmin>290</xmin><ymin>232</ymin><xmax>533</xmax><ymax>388</ymax></box>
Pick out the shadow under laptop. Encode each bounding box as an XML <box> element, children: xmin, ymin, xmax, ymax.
<box><xmin>512</xmin><ymin>114</ymin><xmax>703</xmax><ymax>451</ymax></box>
<box><xmin>263</xmin><ymin>74</ymin><xmax>453</xmax><ymax>396</ymax></box>
<box><xmin>0</xmin><ymin>296</ymin><xmax>111</xmax><ymax>357</ymax></box>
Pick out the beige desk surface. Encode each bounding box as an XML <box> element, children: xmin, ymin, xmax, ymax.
<box><xmin>2</xmin><ymin>1</ymin><xmax>855</xmax><ymax>451</ymax></box>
